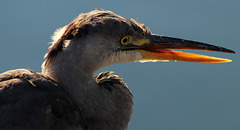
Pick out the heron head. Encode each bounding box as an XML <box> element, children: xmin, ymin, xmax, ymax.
<box><xmin>42</xmin><ymin>9</ymin><xmax>234</xmax><ymax>74</ymax></box>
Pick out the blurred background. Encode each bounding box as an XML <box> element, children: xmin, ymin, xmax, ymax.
<box><xmin>0</xmin><ymin>0</ymin><xmax>239</xmax><ymax>129</ymax></box>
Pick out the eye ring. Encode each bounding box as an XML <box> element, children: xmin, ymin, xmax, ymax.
<box><xmin>120</xmin><ymin>36</ymin><xmax>130</xmax><ymax>45</ymax></box>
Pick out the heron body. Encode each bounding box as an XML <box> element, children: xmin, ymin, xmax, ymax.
<box><xmin>0</xmin><ymin>69</ymin><xmax>131</xmax><ymax>129</ymax></box>
<box><xmin>0</xmin><ymin>10</ymin><xmax>234</xmax><ymax>129</ymax></box>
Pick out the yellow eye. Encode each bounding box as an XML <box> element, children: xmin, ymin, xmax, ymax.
<box><xmin>120</xmin><ymin>36</ymin><xmax>130</xmax><ymax>45</ymax></box>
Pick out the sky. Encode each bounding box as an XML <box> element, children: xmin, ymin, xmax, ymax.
<box><xmin>0</xmin><ymin>0</ymin><xmax>239</xmax><ymax>129</ymax></box>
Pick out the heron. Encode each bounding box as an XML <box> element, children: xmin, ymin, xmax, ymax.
<box><xmin>0</xmin><ymin>9</ymin><xmax>235</xmax><ymax>130</ymax></box>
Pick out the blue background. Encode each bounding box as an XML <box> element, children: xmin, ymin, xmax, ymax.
<box><xmin>1</xmin><ymin>0</ymin><xmax>239</xmax><ymax>129</ymax></box>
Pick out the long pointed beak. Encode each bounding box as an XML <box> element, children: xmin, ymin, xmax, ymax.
<box><xmin>125</xmin><ymin>34</ymin><xmax>235</xmax><ymax>63</ymax></box>
<box><xmin>148</xmin><ymin>35</ymin><xmax>235</xmax><ymax>53</ymax></box>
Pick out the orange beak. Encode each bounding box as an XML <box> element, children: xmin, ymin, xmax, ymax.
<box><xmin>123</xmin><ymin>34</ymin><xmax>235</xmax><ymax>63</ymax></box>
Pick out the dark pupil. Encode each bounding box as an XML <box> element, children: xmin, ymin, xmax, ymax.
<box><xmin>123</xmin><ymin>38</ymin><xmax>128</xmax><ymax>43</ymax></box>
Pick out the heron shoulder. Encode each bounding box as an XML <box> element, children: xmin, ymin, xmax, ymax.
<box><xmin>95</xmin><ymin>71</ymin><xmax>132</xmax><ymax>96</ymax></box>
<box><xmin>0</xmin><ymin>69</ymin><xmax>84</xmax><ymax>129</ymax></box>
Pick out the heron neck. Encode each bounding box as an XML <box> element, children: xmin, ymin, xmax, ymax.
<box><xmin>41</xmin><ymin>58</ymin><xmax>99</xmax><ymax>106</ymax></box>
<box><xmin>41</xmin><ymin>55</ymin><xmax>133</xmax><ymax>129</ymax></box>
